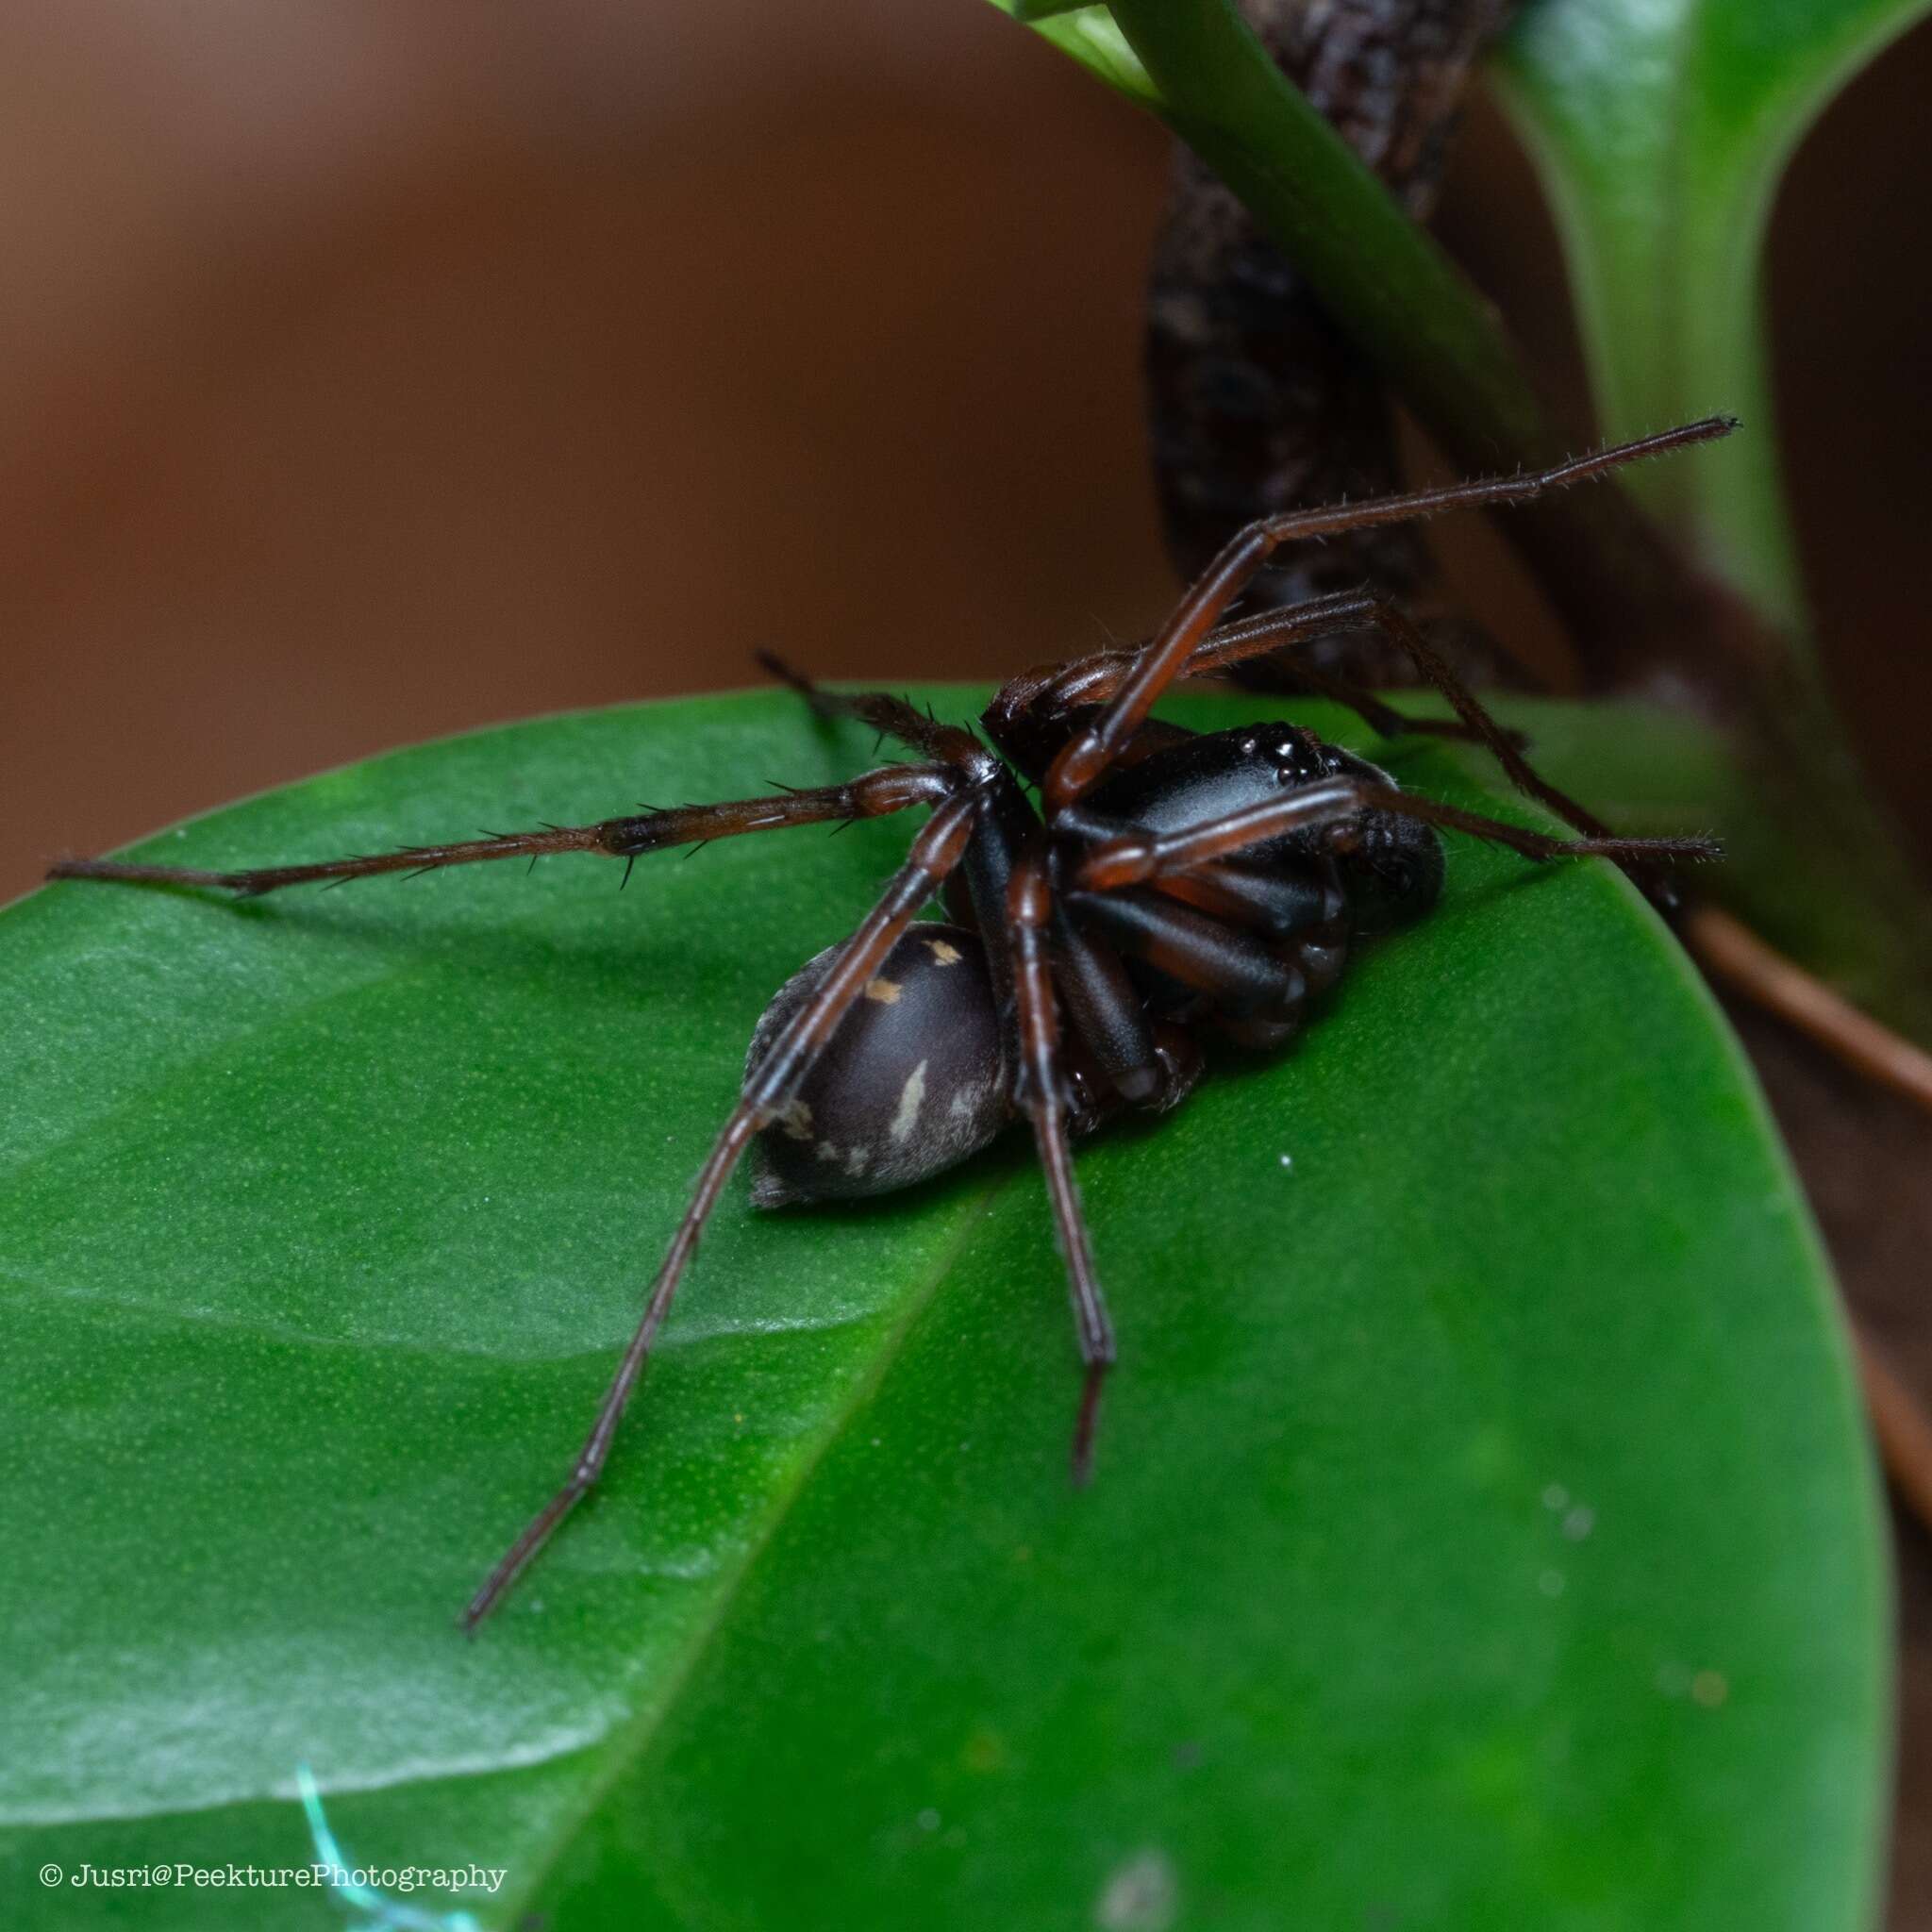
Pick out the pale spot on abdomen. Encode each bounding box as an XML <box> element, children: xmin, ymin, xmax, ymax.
<box><xmin>889</xmin><ymin>1059</ymin><xmax>928</xmax><ymax>1145</ymax></box>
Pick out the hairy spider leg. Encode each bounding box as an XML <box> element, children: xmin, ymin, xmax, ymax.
<box><xmin>1071</xmin><ymin>776</ymin><xmax>1722</xmax><ymax>894</ymax></box>
<box><xmin>1029</xmin><ymin>589</ymin><xmax>1659</xmax><ymax>869</ymax></box>
<box><xmin>756</xmin><ymin>649</ymin><xmax>992</xmax><ymax>773</ymax></box>
<box><xmin>462</xmin><ymin>785</ymin><xmax>982</xmax><ymax>1630</ymax></box>
<box><xmin>1163</xmin><ymin>603</ymin><xmax>1528</xmax><ymax>751</ymax></box>
<box><xmin>1224</xmin><ymin>593</ymin><xmax>1618</xmax><ymax>841</ymax></box>
<box><xmin>45</xmin><ymin>768</ymin><xmax>956</xmax><ymax>896</ymax></box>
<box><xmin>991</xmin><ymin>591</ymin><xmax>1521</xmax><ymax>774</ymax></box>
<box><xmin>1007</xmin><ymin>843</ymin><xmax>1115</xmax><ymax>1482</ymax></box>
<box><xmin>1041</xmin><ymin>417</ymin><xmax>1738</xmax><ymax>816</ymax></box>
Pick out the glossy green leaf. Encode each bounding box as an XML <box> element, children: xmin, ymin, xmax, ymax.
<box><xmin>989</xmin><ymin>0</ymin><xmax>1159</xmax><ymax>104</ymax></box>
<box><xmin>0</xmin><ymin>689</ymin><xmax>1884</xmax><ymax>1929</ymax></box>
<box><xmin>1496</xmin><ymin>0</ymin><xmax>1932</xmax><ymax>625</ymax></box>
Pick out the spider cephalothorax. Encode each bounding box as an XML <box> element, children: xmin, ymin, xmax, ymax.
<box><xmin>46</xmin><ymin>419</ymin><xmax>1731</xmax><ymax>1626</ymax></box>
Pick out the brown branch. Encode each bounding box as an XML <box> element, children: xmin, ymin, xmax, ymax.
<box><xmin>1856</xmin><ymin>1329</ymin><xmax>1932</xmax><ymax>1541</ymax></box>
<box><xmin>1685</xmin><ymin>906</ymin><xmax>1932</xmax><ymax>1114</ymax></box>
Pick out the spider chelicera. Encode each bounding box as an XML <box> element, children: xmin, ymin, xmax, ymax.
<box><xmin>48</xmin><ymin>418</ymin><xmax>1730</xmax><ymax>1627</ymax></box>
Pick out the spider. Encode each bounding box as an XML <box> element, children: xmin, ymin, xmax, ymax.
<box><xmin>47</xmin><ymin>417</ymin><xmax>1730</xmax><ymax>1628</ymax></box>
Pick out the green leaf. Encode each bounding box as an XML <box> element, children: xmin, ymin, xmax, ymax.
<box><xmin>0</xmin><ymin>689</ymin><xmax>1884</xmax><ymax>1929</ymax></box>
<box><xmin>1496</xmin><ymin>0</ymin><xmax>1932</xmax><ymax>625</ymax></box>
<box><xmin>985</xmin><ymin>1</ymin><xmax>1159</xmax><ymax>106</ymax></box>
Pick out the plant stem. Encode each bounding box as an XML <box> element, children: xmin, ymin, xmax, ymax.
<box><xmin>1093</xmin><ymin>0</ymin><xmax>1932</xmax><ymax>1031</ymax></box>
<box><xmin>1103</xmin><ymin>0</ymin><xmax>1744</xmax><ymax>690</ymax></box>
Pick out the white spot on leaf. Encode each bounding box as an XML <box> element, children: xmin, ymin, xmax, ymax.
<box><xmin>1096</xmin><ymin>1849</ymin><xmax>1178</xmax><ymax>1930</ymax></box>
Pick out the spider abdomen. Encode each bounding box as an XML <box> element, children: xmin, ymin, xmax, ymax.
<box><xmin>746</xmin><ymin>922</ymin><xmax>1008</xmax><ymax>1208</ymax></box>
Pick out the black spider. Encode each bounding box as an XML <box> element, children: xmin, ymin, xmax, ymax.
<box><xmin>47</xmin><ymin>418</ymin><xmax>1729</xmax><ymax>1627</ymax></box>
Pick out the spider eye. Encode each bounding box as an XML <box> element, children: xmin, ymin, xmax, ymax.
<box><xmin>745</xmin><ymin>924</ymin><xmax>1009</xmax><ymax>1208</ymax></box>
<box><xmin>1265</xmin><ymin>730</ymin><xmax>1328</xmax><ymax>786</ymax></box>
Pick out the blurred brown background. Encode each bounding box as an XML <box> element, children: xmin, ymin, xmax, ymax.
<box><xmin>6</xmin><ymin>3</ymin><xmax>1932</xmax><ymax>1918</ymax></box>
<box><xmin>3</xmin><ymin>3</ymin><xmax>1929</xmax><ymax>908</ymax></box>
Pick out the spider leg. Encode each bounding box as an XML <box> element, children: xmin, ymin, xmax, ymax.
<box><xmin>46</xmin><ymin>766</ymin><xmax>954</xmax><ymax>897</ymax></box>
<box><xmin>1067</xmin><ymin>888</ymin><xmax>1303</xmax><ymax>1011</ymax></box>
<box><xmin>1072</xmin><ymin>777</ymin><xmax>1721</xmax><ymax>892</ymax></box>
<box><xmin>1007</xmin><ymin>844</ymin><xmax>1116</xmax><ymax>1484</ymax></box>
<box><xmin>1078</xmin><ymin>591</ymin><xmax>1624</xmax><ymax>846</ymax></box>
<box><xmin>1048</xmin><ymin>901</ymin><xmax>1165</xmax><ymax>1107</ymax></box>
<box><xmin>1000</xmin><ymin>592</ymin><xmax>1521</xmax><ymax>758</ymax></box>
<box><xmin>1161</xmin><ymin>591</ymin><xmax>1706</xmax><ymax>906</ymax></box>
<box><xmin>1041</xmin><ymin>417</ymin><xmax>1736</xmax><ymax>814</ymax></box>
<box><xmin>462</xmin><ymin>785</ymin><xmax>981</xmax><ymax>1629</ymax></box>
<box><xmin>1184</xmin><ymin>608</ymin><xmax>1524</xmax><ymax>750</ymax></box>
<box><xmin>1254</xmin><ymin>591</ymin><xmax>1613</xmax><ymax>840</ymax></box>
<box><xmin>991</xmin><ymin>604</ymin><xmax>1434</xmax><ymax>782</ymax></box>
<box><xmin>757</xmin><ymin>650</ymin><xmax>990</xmax><ymax>771</ymax></box>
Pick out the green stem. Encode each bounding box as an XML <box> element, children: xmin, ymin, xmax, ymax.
<box><xmin>1104</xmin><ymin>0</ymin><xmax>1548</xmax><ymax>472</ymax></box>
<box><xmin>993</xmin><ymin>0</ymin><xmax>1932</xmax><ymax>1029</ymax></box>
<box><xmin>1087</xmin><ymin>0</ymin><xmax>1771</xmax><ymax>692</ymax></box>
